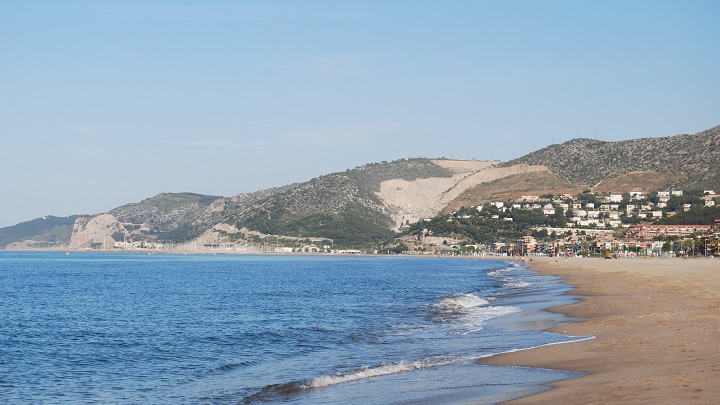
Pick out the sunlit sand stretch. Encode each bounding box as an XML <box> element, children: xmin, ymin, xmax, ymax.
<box><xmin>480</xmin><ymin>256</ymin><xmax>720</xmax><ymax>404</ymax></box>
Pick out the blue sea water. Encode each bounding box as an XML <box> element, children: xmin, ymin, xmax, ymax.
<box><xmin>0</xmin><ymin>252</ymin><xmax>586</xmax><ymax>404</ymax></box>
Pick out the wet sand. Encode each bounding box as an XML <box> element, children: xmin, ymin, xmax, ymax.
<box><xmin>479</xmin><ymin>256</ymin><xmax>720</xmax><ymax>404</ymax></box>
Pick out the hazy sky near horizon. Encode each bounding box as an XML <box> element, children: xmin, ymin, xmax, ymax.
<box><xmin>1</xmin><ymin>1</ymin><xmax>719</xmax><ymax>227</ymax></box>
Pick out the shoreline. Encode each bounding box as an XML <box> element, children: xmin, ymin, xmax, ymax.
<box><xmin>479</xmin><ymin>256</ymin><xmax>720</xmax><ymax>404</ymax></box>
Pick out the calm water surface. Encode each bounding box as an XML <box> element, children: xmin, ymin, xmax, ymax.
<box><xmin>0</xmin><ymin>252</ymin><xmax>585</xmax><ymax>404</ymax></box>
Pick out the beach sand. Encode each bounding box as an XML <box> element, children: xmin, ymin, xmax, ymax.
<box><xmin>479</xmin><ymin>256</ymin><xmax>720</xmax><ymax>404</ymax></box>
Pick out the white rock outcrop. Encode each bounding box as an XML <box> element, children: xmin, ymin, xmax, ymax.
<box><xmin>69</xmin><ymin>214</ymin><xmax>128</xmax><ymax>249</ymax></box>
<box><xmin>376</xmin><ymin>160</ymin><xmax>548</xmax><ymax>230</ymax></box>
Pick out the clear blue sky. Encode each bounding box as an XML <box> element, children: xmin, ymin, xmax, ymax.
<box><xmin>1</xmin><ymin>1</ymin><xmax>719</xmax><ymax>227</ymax></box>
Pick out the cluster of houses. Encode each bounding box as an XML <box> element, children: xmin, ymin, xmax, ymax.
<box><xmin>463</xmin><ymin>189</ymin><xmax>720</xmax><ymax>256</ymax></box>
<box><xmin>479</xmin><ymin>190</ymin><xmax>718</xmax><ymax>235</ymax></box>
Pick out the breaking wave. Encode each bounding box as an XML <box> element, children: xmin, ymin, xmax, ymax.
<box><xmin>243</xmin><ymin>358</ymin><xmax>453</xmax><ymax>403</ymax></box>
<box><xmin>430</xmin><ymin>293</ymin><xmax>519</xmax><ymax>335</ymax></box>
<box><xmin>438</xmin><ymin>293</ymin><xmax>489</xmax><ymax>309</ymax></box>
<box><xmin>503</xmin><ymin>281</ymin><xmax>532</xmax><ymax>288</ymax></box>
<box><xmin>304</xmin><ymin>358</ymin><xmax>445</xmax><ymax>388</ymax></box>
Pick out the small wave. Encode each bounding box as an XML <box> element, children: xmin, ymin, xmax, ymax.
<box><xmin>431</xmin><ymin>293</ymin><xmax>519</xmax><ymax>334</ymax></box>
<box><xmin>304</xmin><ymin>358</ymin><xmax>448</xmax><ymax>389</ymax></box>
<box><xmin>214</xmin><ymin>361</ymin><xmax>254</xmax><ymax>372</ymax></box>
<box><xmin>452</xmin><ymin>305</ymin><xmax>519</xmax><ymax>335</ymax></box>
<box><xmin>486</xmin><ymin>268</ymin><xmax>512</xmax><ymax>277</ymax></box>
<box><xmin>242</xmin><ymin>359</ymin><xmax>452</xmax><ymax>403</ymax></box>
<box><xmin>503</xmin><ymin>281</ymin><xmax>532</xmax><ymax>288</ymax></box>
<box><xmin>438</xmin><ymin>293</ymin><xmax>489</xmax><ymax>309</ymax></box>
<box><xmin>242</xmin><ymin>381</ymin><xmax>306</xmax><ymax>404</ymax></box>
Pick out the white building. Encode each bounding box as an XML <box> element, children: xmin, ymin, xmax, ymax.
<box><xmin>543</xmin><ymin>204</ymin><xmax>556</xmax><ymax>216</ymax></box>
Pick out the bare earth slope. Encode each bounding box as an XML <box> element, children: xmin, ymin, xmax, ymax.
<box><xmin>592</xmin><ymin>171</ymin><xmax>685</xmax><ymax>193</ymax></box>
<box><xmin>443</xmin><ymin>170</ymin><xmax>583</xmax><ymax>213</ymax></box>
<box><xmin>376</xmin><ymin>160</ymin><xmax>548</xmax><ymax>229</ymax></box>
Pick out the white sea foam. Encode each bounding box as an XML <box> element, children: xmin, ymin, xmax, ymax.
<box><xmin>303</xmin><ymin>359</ymin><xmax>450</xmax><ymax>389</ymax></box>
<box><xmin>453</xmin><ymin>305</ymin><xmax>520</xmax><ymax>335</ymax></box>
<box><xmin>486</xmin><ymin>267</ymin><xmax>513</xmax><ymax>277</ymax></box>
<box><xmin>503</xmin><ymin>281</ymin><xmax>532</xmax><ymax>288</ymax></box>
<box><xmin>432</xmin><ymin>293</ymin><xmax>520</xmax><ymax>335</ymax></box>
<box><xmin>439</xmin><ymin>293</ymin><xmax>489</xmax><ymax>308</ymax></box>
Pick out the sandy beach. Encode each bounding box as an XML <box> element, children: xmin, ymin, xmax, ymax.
<box><xmin>480</xmin><ymin>255</ymin><xmax>720</xmax><ymax>404</ymax></box>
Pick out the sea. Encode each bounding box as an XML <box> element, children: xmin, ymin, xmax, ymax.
<box><xmin>0</xmin><ymin>252</ymin><xmax>589</xmax><ymax>404</ymax></box>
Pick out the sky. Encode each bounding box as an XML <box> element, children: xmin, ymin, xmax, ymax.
<box><xmin>1</xmin><ymin>1</ymin><xmax>719</xmax><ymax>227</ymax></box>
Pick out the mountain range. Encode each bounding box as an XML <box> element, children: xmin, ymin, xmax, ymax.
<box><xmin>2</xmin><ymin>125</ymin><xmax>719</xmax><ymax>249</ymax></box>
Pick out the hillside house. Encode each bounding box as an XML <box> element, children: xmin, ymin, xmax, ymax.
<box><xmin>672</xmin><ymin>190</ymin><xmax>683</xmax><ymax>196</ymax></box>
<box><xmin>609</xmin><ymin>194</ymin><xmax>623</xmax><ymax>203</ymax></box>
<box><xmin>706</xmin><ymin>200</ymin><xmax>716</xmax><ymax>207</ymax></box>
